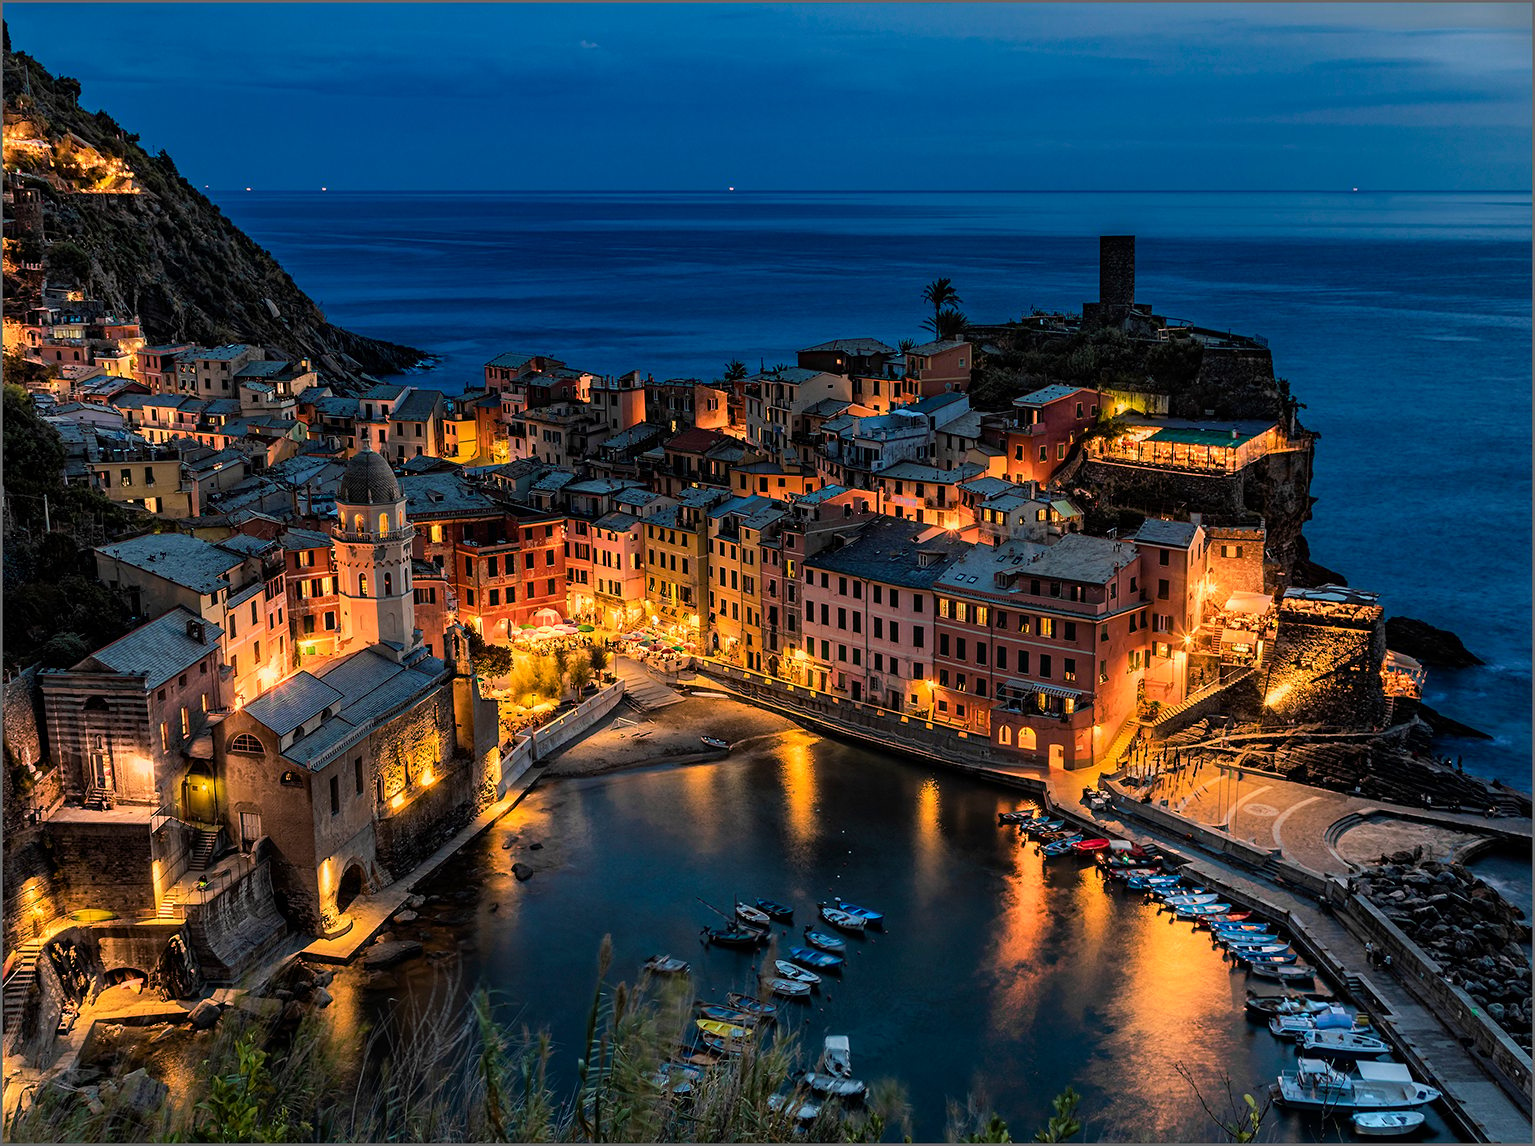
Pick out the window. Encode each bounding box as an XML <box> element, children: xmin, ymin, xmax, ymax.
<box><xmin>1158</xmin><ymin>579</ymin><xmax>1170</xmax><ymax>600</ymax></box>
<box><xmin>359</xmin><ymin>573</ymin><xmax>368</xmax><ymax>596</ymax></box>
<box><xmin>180</xmin><ymin>707</ymin><xmax>190</xmax><ymax>737</ymax></box>
<box><xmin>229</xmin><ymin>732</ymin><xmax>263</xmax><ymax>754</ymax></box>
<box><xmin>1038</xmin><ymin>617</ymin><xmax>1054</xmax><ymax>638</ymax></box>
<box><xmin>1038</xmin><ymin>445</ymin><xmax>1048</xmax><ymax>463</ymax></box>
<box><xmin>1064</xmin><ymin>658</ymin><xmax>1077</xmax><ymax>682</ymax></box>
<box><xmin>159</xmin><ymin>722</ymin><xmax>169</xmax><ymax>751</ymax></box>
<box><xmin>913</xmin><ymin>625</ymin><xmax>925</xmax><ymax>648</ymax></box>
<box><xmin>1222</xmin><ymin>544</ymin><xmax>1244</xmax><ymax>559</ymax></box>
<box><xmin>1039</xmin><ymin>654</ymin><xmax>1052</xmax><ymax>678</ymax></box>
<box><xmin>489</xmin><ymin>589</ymin><xmax>500</xmax><ymax>606</ymax></box>
<box><xmin>1159</xmin><ymin>549</ymin><xmax>1170</xmax><ymax>566</ymax></box>
<box><xmin>1064</xmin><ymin>621</ymin><xmax>1077</xmax><ymax>642</ymax></box>
<box><xmin>330</xmin><ymin>775</ymin><xmax>340</xmax><ymax>816</ymax></box>
<box><xmin>324</xmin><ymin>610</ymin><xmax>336</xmax><ymax>630</ymax></box>
<box><xmin>999</xmin><ymin>725</ymin><xmax>1012</xmax><ymax>746</ymax></box>
<box><xmin>939</xmin><ymin>633</ymin><xmax>950</xmax><ymax>656</ymax></box>
<box><xmin>384</xmin><ymin>573</ymin><xmax>393</xmax><ymax>596</ymax></box>
<box><xmin>355</xmin><ymin>757</ymin><xmax>365</xmax><ymax>795</ymax></box>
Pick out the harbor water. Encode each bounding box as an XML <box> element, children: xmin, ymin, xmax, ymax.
<box><xmin>312</xmin><ymin>732</ymin><xmax>1457</xmax><ymax>1142</ymax></box>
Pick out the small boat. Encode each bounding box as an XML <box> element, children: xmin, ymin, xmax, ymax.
<box><xmin>697</xmin><ymin>1003</ymin><xmax>761</xmax><ymax>1026</ymax></box>
<box><xmin>755</xmin><ymin>898</ymin><xmax>794</xmax><ymax>923</ymax></box>
<box><xmin>696</xmin><ymin>1018</ymin><xmax>754</xmax><ymax>1041</ymax></box>
<box><xmin>1113</xmin><ymin>868</ymin><xmax>1161</xmax><ymax>882</ymax></box>
<box><xmin>1249</xmin><ymin>961</ymin><xmax>1316</xmax><ymax>982</ymax></box>
<box><xmin>1210</xmin><ymin>922</ymin><xmax>1271</xmax><ymax>936</ymax></box>
<box><xmin>1070</xmin><ymin>838</ymin><xmax>1111</xmax><ymax>852</ymax></box>
<box><xmin>702</xmin><ymin>925</ymin><xmax>768</xmax><ymax>949</ymax></box>
<box><xmin>821</xmin><ymin>1035</ymin><xmax>852</xmax><ymax>1079</ymax></box>
<box><xmin>736</xmin><ymin>903</ymin><xmax>773</xmax><ymax>929</ymax></box>
<box><xmin>1175</xmin><ymin>902</ymin><xmax>1233</xmax><ymax>917</ymax></box>
<box><xmin>644</xmin><ymin>954</ymin><xmax>690</xmax><ymax>975</ymax></box>
<box><xmin>998</xmin><ymin>809</ymin><xmax>1039</xmax><ymax>825</ymax></box>
<box><xmin>796</xmin><ymin>1070</ymin><xmax>868</xmax><ymax>1100</ymax></box>
<box><xmin>1041</xmin><ymin>840</ymin><xmax>1081</xmax><ymax>857</ymax></box>
<box><xmin>1039</xmin><ymin>830</ymin><xmax>1082</xmax><ymax>845</ymax></box>
<box><xmin>1273</xmin><ymin>1059</ymin><xmax>1439</xmax><ymax>1111</ymax></box>
<box><xmin>1232</xmin><ymin>950</ymin><xmax>1299</xmax><ymax>967</ymax></box>
<box><xmin>832</xmin><ymin>899</ymin><xmax>883</xmax><ymax>927</ymax></box>
<box><xmin>1161</xmin><ymin>892</ymin><xmax>1220</xmax><ymax>907</ymax></box>
<box><xmin>819</xmin><ymin>904</ymin><xmax>867</xmax><ymax>932</ymax></box>
<box><xmin>1244</xmin><ymin>992</ymin><xmax>1333</xmax><ymax>1019</ymax></box>
<box><xmin>774</xmin><ymin>959</ymin><xmax>821</xmax><ymax>987</ymax></box>
<box><xmin>726</xmin><ymin>991</ymin><xmax>778</xmax><ymax>1018</ymax></box>
<box><xmin>1270</xmin><ymin>1013</ymin><xmax>1338</xmax><ymax>1040</ymax></box>
<box><xmin>762</xmin><ymin>977</ymin><xmax>812</xmax><ymax>999</ymax></box>
<box><xmin>768</xmin><ymin>1093</ymin><xmax>822</xmax><ymax>1122</ymax></box>
<box><xmin>1351</xmin><ymin>1110</ymin><xmax>1427</xmax><ymax>1137</ymax></box>
<box><xmin>804</xmin><ymin>929</ymin><xmax>846</xmax><ymax>953</ymax></box>
<box><xmin>700</xmin><ymin>736</ymin><xmax>730</xmax><ymax>750</ymax></box>
<box><xmin>699</xmin><ymin>1032</ymin><xmax>745</xmax><ymax>1054</ymax></box>
<box><xmin>789</xmin><ymin>946</ymin><xmax>844</xmax><ymax>970</ymax></box>
<box><xmin>1221</xmin><ymin>937</ymin><xmax>1291</xmax><ymax>953</ymax></box>
<box><xmin>651</xmin><ymin>1061</ymin><xmax>704</xmax><ymax>1095</ymax></box>
<box><xmin>1197</xmin><ymin>911</ymin><xmax>1254</xmax><ymax>926</ymax></box>
<box><xmin>1300</xmin><ymin>1028</ymin><xmax>1392</xmax><ymax>1060</ymax></box>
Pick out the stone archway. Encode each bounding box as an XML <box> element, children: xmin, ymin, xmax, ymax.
<box><xmin>335</xmin><ymin>863</ymin><xmax>367</xmax><ymax>914</ymax></box>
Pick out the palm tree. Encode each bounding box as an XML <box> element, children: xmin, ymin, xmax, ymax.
<box><xmin>922</xmin><ymin>278</ymin><xmax>962</xmax><ymax>331</ymax></box>
<box><xmin>722</xmin><ymin>360</ymin><xmax>748</xmax><ymax>383</ymax></box>
<box><xmin>923</xmin><ymin>307</ymin><xmax>969</xmax><ymax>340</ymax></box>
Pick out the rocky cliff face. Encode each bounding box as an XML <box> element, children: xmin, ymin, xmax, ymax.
<box><xmin>3</xmin><ymin>32</ymin><xmax>425</xmax><ymax>384</ymax></box>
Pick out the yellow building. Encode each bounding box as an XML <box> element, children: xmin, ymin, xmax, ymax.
<box><xmin>706</xmin><ymin>495</ymin><xmax>786</xmax><ymax>671</ymax></box>
<box><xmin>644</xmin><ymin>486</ymin><xmax>730</xmax><ymax>637</ymax></box>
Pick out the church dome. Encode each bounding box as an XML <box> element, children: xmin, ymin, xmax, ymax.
<box><xmin>338</xmin><ymin>448</ymin><xmax>402</xmax><ymax>505</ymax></box>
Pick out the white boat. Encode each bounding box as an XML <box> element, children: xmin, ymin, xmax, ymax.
<box><xmin>1300</xmin><ymin>1028</ymin><xmax>1392</xmax><ymax>1059</ymax></box>
<box><xmin>775</xmin><ymin>959</ymin><xmax>821</xmax><ymax>987</ymax></box>
<box><xmin>1273</xmin><ymin>1059</ymin><xmax>1440</xmax><ymax>1111</ymax></box>
<box><xmin>1248</xmin><ymin>961</ymin><xmax>1315</xmax><ymax>982</ymax></box>
<box><xmin>1160</xmin><ymin>892</ymin><xmax>1219</xmax><ymax>907</ymax></box>
<box><xmin>818</xmin><ymin>904</ymin><xmax>867</xmax><ymax>932</ymax></box>
<box><xmin>822</xmin><ymin>1035</ymin><xmax>852</xmax><ymax>1078</ymax></box>
<box><xmin>763</xmin><ymin>977</ymin><xmax>812</xmax><ymax>999</ymax></box>
<box><xmin>768</xmin><ymin>1092</ymin><xmax>821</xmax><ymax>1121</ymax></box>
<box><xmin>798</xmin><ymin>1070</ymin><xmax>867</xmax><ymax>1099</ymax></box>
<box><xmin>736</xmin><ymin>903</ymin><xmax>772</xmax><ymax>928</ymax></box>
<box><xmin>1269</xmin><ymin>1005</ymin><xmax>1360</xmax><ymax>1040</ymax></box>
<box><xmin>1351</xmin><ymin>1110</ymin><xmax>1427</xmax><ymax>1137</ymax></box>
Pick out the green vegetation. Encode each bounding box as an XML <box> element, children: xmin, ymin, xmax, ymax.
<box><xmin>970</xmin><ymin>326</ymin><xmax>1204</xmax><ymax>412</ymax></box>
<box><xmin>2</xmin><ymin>378</ymin><xmax>138</xmax><ymax>672</ymax></box>
<box><xmin>5</xmin><ymin>941</ymin><xmax>1098</xmax><ymax>1143</ymax></box>
<box><xmin>722</xmin><ymin>360</ymin><xmax>748</xmax><ymax>384</ymax></box>
<box><xmin>921</xmin><ymin>278</ymin><xmax>968</xmax><ymax>340</ymax></box>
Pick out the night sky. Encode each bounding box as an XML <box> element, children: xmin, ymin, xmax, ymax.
<box><xmin>4</xmin><ymin>3</ymin><xmax>1530</xmax><ymax>191</ymax></box>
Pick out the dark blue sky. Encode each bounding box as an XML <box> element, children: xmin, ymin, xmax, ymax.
<box><xmin>6</xmin><ymin>3</ymin><xmax>1530</xmax><ymax>191</ymax></box>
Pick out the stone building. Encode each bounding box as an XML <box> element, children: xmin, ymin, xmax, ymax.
<box><xmin>1263</xmin><ymin>585</ymin><xmax>1387</xmax><ymax>729</ymax></box>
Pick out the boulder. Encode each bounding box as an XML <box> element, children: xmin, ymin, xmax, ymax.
<box><xmin>512</xmin><ymin>862</ymin><xmax>534</xmax><ymax>881</ymax></box>
<box><xmin>312</xmin><ymin>987</ymin><xmax>333</xmax><ymax>1009</ymax></box>
<box><xmin>405</xmin><ymin>895</ymin><xmax>426</xmax><ymax>909</ymax></box>
<box><xmin>1488</xmin><ymin>1003</ymin><xmax>1507</xmax><ymax>1022</ymax></box>
<box><xmin>362</xmin><ymin>940</ymin><xmax>423</xmax><ymax>969</ymax></box>
<box><xmin>1384</xmin><ymin>616</ymin><xmax>1484</xmax><ymax>668</ymax></box>
<box><xmin>394</xmin><ymin>910</ymin><xmax>418</xmax><ymax>924</ymax></box>
<box><xmin>114</xmin><ymin>1069</ymin><xmax>169</xmax><ymax>1117</ymax></box>
<box><xmin>187</xmin><ymin>1000</ymin><xmax>221</xmax><ymax>1030</ymax></box>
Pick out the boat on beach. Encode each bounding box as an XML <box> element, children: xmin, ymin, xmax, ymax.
<box><xmin>1351</xmin><ymin>1110</ymin><xmax>1427</xmax><ymax>1137</ymax></box>
<box><xmin>803</xmin><ymin>928</ymin><xmax>846</xmax><ymax>953</ymax></box>
<box><xmin>700</xmin><ymin>736</ymin><xmax>730</xmax><ymax>750</ymax></box>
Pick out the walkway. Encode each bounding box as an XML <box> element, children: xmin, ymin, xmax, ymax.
<box><xmin>303</xmin><ymin>762</ymin><xmax>547</xmax><ymax>964</ymax></box>
<box><xmin>1056</xmin><ymin>797</ymin><xmax>1532</xmax><ymax>1142</ymax></box>
<box><xmin>615</xmin><ymin>657</ymin><xmax>685</xmax><ymax>710</ymax></box>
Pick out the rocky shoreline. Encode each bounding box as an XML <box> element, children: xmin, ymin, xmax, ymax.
<box><xmin>1356</xmin><ymin>853</ymin><xmax>1532</xmax><ymax>1054</ymax></box>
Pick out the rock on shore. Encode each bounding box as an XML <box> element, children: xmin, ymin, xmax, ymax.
<box><xmin>1357</xmin><ymin>854</ymin><xmax>1531</xmax><ymax>1053</ymax></box>
<box><xmin>1385</xmin><ymin>616</ymin><xmax>1485</xmax><ymax>668</ymax></box>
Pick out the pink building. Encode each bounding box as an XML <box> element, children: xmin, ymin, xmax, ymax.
<box><xmin>591</xmin><ymin>511</ymin><xmax>647</xmax><ymax>629</ymax></box>
<box><xmin>1003</xmin><ymin>385</ymin><xmax>1099</xmax><ymax>486</ymax></box>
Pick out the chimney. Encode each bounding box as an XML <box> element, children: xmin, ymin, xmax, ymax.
<box><xmin>187</xmin><ymin>618</ymin><xmax>206</xmax><ymax>644</ymax></box>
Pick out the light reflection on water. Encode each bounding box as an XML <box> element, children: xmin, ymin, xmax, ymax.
<box><xmin>83</xmin><ymin>738</ymin><xmax>1459</xmax><ymax>1142</ymax></box>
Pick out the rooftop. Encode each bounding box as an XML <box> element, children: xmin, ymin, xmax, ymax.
<box><xmin>244</xmin><ymin>672</ymin><xmax>345</xmax><ymax>737</ymax></box>
<box><xmin>193</xmin><ymin>344</ymin><xmax>258</xmax><ymax>362</ymax></box>
<box><xmin>392</xmin><ymin>389</ymin><xmax>443</xmax><ymax>422</ymax></box>
<box><xmin>806</xmin><ymin>515</ymin><xmax>968</xmax><ymax>588</ymax></box>
<box><xmin>801</xmin><ymin>338</ymin><xmax>897</xmax><ymax>356</ymax></box>
<box><xmin>1014</xmin><ymin>384</ymin><xmax>1091</xmax><ymax>408</ymax></box>
<box><xmin>76</xmin><ymin>606</ymin><xmax>223</xmax><ymax>689</ymax></box>
<box><xmin>1133</xmin><ymin>518</ymin><xmax>1201</xmax><ymax>548</ymax></box>
<box><xmin>96</xmin><ymin>532</ymin><xmax>243</xmax><ymax>595</ymax></box>
<box><xmin>485</xmin><ymin>351</ymin><xmax>540</xmax><ymax>370</ymax></box>
<box><xmin>905</xmin><ymin>339</ymin><xmax>965</xmax><ymax>356</ymax></box>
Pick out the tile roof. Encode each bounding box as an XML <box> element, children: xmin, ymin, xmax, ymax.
<box><xmin>216</xmin><ymin>533</ymin><xmax>279</xmax><ymax>559</ymax></box>
<box><xmin>1133</xmin><ymin>518</ymin><xmax>1200</xmax><ymax>547</ymax></box>
<box><xmin>96</xmin><ymin>532</ymin><xmax>244</xmax><ymax>594</ymax></box>
<box><xmin>805</xmin><ymin>515</ymin><xmax>967</xmax><ymax>588</ymax></box>
<box><xmin>244</xmin><ymin>672</ymin><xmax>345</xmax><ymax>737</ymax></box>
<box><xmin>485</xmin><ymin>351</ymin><xmax>540</xmax><ymax>370</ymax></box>
<box><xmin>193</xmin><ymin>344</ymin><xmax>258</xmax><ymax>362</ymax></box>
<box><xmin>878</xmin><ymin>461</ymin><xmax>985</xmax><ymax>483</ymax></box>
<box><xmin>279</xmin><ymin>649</ymin><xmax>449</xmax><ymax>770</ymax></box>
<box><xmin>1018</xmin><ymin>533</ymin><xmax>1138</xmax><ymax>584</ymax></box>
<box><xmin>1014</xmin><ymin>384</ymin><xmax>1090</xmax><ymax>407</ymax></box>
<box><xmin>361</xmin><ymin>383</ymin><xmax>408</xmax><ymax>403</ymax></box>
<box><xmin>907</xmin><ymin>391</ymin><xmax>968</xmax><ymax>415</ymax></box>
<box><xmin>392</xmin><ymin>388</ymin><xmax>443</xmax><ymax>421</ymax></box>
<box><xmin>905</xmin><ymin>339</ymin><xmax>965</xmax><ymax>356</ymax></box>
<box><xmin>593</xmin><ymin>511</ymin><xmax>641</xmax><ymax>532</ymax></box>
<box><xmin>801</xmin><ymin>338</ymin><xmax>897</xmax><ymax>356</ymax></box>
<box><xmin>665</xmin><ymin>426</ymin><xmax>732</xmax><ymax>454</ymax></box>
<box><xmin>399</xmin><ymin>472</ymin><xmax>500</xmax><ymax>517</ymax></box>
<box><xmin>794</xmin><ymin>484</ymin><xmax>850</xmax><ymax>506</ymax></box>
<box><xmin>235</xmin><ymin>360</ymin><xmax>290</xmax><ymax>380</ymax></box>
<box><xmin>81</xmin><ymin>606</ymin><xmax>223</xmax><ymax>689</ymax></box>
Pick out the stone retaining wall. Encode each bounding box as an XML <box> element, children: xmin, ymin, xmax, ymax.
<box><xmin>185</xmin><ymin>860</ymin><xmax>287</xmax><ymax>984</ymax></box>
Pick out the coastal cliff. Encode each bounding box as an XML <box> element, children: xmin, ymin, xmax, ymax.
<box><xmin>2</xmin><ymin>29</ymin><xmax>425</xmax><ymax>383</ymax></box>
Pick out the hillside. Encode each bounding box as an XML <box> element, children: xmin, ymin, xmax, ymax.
<box><xmin>2</xmin><ymin>26</ymin><xmax>425</xmax><ymax>383</ymax></box>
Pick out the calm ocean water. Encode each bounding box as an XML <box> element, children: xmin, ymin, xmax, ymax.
<box><xmin>216</xmin><ymin>190</ymin><xmax>1532</xmax><ymax>788</ymax></box>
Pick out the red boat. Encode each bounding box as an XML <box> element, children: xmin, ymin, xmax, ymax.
<box><xmin>1196</xmin><ymin>911</ymin><xmax>1253</xmax><ymax>927</ymax></box>
<box><xmin>1071</xmin><ymin>838</ymin><xmax>1111</xmax><ymax>852</ymax></box>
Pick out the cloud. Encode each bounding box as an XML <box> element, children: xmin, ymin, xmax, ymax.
<box><xmin>580</xmin><ymin>40</ymin><xmax>600</xmax><ymax>50</ymax></box>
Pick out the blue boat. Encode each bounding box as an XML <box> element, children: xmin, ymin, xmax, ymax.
<box><xmin>755</xmin><ymin>898</ymin><xmax>794</xmax><ymax>923</ymax></box>
<box><xmin>804</xmin><ymin>928</ymin><xmax>846</xmax><ymax>953</ymax></box>
<box><xmin>789</xmin><ymin>945</ymin><xmax>845</xmax><ymax>970</ymax></box>
<box><xmin>697</xmin><ymin>1002</ymin><xmax>762</xmax><ymax>1025</ymax></box>
<box><xmin>832</xmin><ymin>899</ymin><xmax>884</xmax><ymax>928</ymax></box>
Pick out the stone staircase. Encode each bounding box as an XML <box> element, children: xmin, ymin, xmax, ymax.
<box><xmin>189</xmin><ymin>828</ymin><xmax>220</xmax><ymax>871</ymax></box>
<box><xmin>157</xmin><ymin>886</ymin><xmax>185</xmax><ymax>920</ymax></box>
<box><xmin>3</xmin><ymin>939</ymin><xmax>44</xmax><ymax>1045</ymax></box>
<box><xmin>83</xmin><ymin>785</ymin><xmax>113</xmax><ymax>811</ymax></box>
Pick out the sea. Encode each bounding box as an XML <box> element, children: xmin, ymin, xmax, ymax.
<box><xmin>214</xmin><ymin>190</ymin><xmax>1532</xmax><ymax>790</ymax></box>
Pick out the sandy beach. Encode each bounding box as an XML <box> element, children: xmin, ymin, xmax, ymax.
<box><xmin>542</xmin><ymin>692</ymin><xmax>798</xmax><ymax>778</ymax></box>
